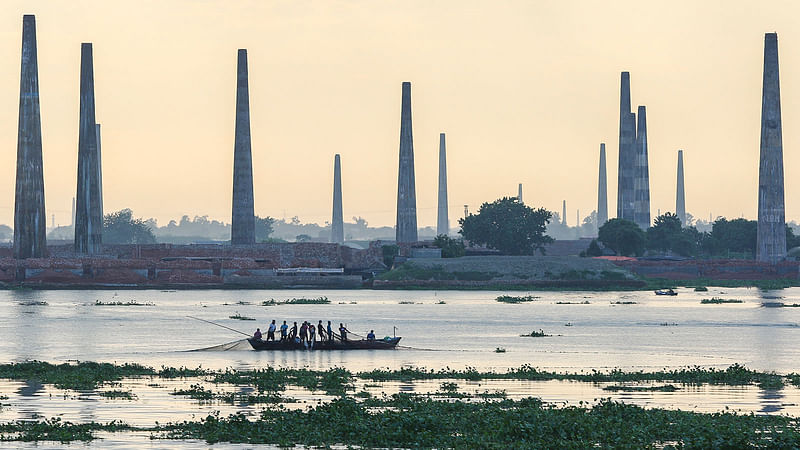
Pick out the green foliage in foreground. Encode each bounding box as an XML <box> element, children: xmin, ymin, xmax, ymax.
<box><xmin>153</xmin><ymin>395</ymin><xmax>800</xmax><ymax>447</ymax></box>
<box><xmin>0</xmin><ymin>361</ymin><xmax>155</xmax><ymax>390</ymax></box>
<box><xmin>0</xmin><ymin>418</ymin><xmax>130</xmax><ymax>442</ymax></box>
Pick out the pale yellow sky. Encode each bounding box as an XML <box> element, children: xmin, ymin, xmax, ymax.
<box><xmin>0</xmin><ymin>0</ymin><xmax>798</xmax><ymax>228</ymax></box>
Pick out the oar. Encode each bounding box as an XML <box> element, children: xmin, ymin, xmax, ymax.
<box><xmin>187</xmin><ymin>315</ymin><xmax>251</xmax><ymax>337</ymax></box>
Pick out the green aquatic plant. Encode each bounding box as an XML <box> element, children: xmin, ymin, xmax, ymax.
<box><xmin>149</xmin><ymin>395</ymin><xmax>800</xmax><ymax>447</ymax></box>
<box><xmin>521</xmin><ymin>329</ymin><xmax>549</xmax><ymax>337</ymax></box>
<box><xmin>94</xmin><ymin>300</ymin><xmax>154</xmax><ymax>306</ymax></box>
<box><xmin>98</xmin><ymin>390</ymin><xmax>136</xmax><ymax>400</ymax></box>
<box><xmin>556</xmin><ymin>301</ymin><xmax>590</xmax><ymax>304</ymax></box>
<box><xmin>602</xmin><ymin>384</ymin><xmax>679</xmax><ymax>392</ymax></box>
<box><xmin>0</xmin><ymin>361</ymin><xmax>154</xmax><ymax>390</ymax></box>
<box><xmin>17</xmin><ymin>301</ymin><xmax>48</xmax><ymax>306</ymax></box>
<box><xmin>228</xmin><ymin>313</ymin><xmax>255</xmax><ymax>321</ymax></box>
<box><xmin>494</xmin><ymin>347</ymin><xmax>506</xmax><ymax>353</ymax></box>
<box><xmin>262</xmin><ymin>296</ymin><xmax>330</xmax><ymax>306</ymax></box>
<box><xmin>701</xmin><ymin>298</ymin><xmax>744</xmax><ymax>304</ymax></box>
<box><xmin>694</xmin><ymin>286</ymin><xmax>709</xmax><ymax>292</ymax></box>
<box><xmin>611</xmin><ymin>301</ymin><xmax>637</xmax><ymax>304</ymax></box>
<box><xmin>496</xmin><ymin>295</ymin><xmax>540</xmax><ymax>303</ymax></box>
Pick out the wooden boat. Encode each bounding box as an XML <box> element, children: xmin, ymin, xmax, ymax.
<box><xmin>247</xmin><ymin>336</ymin><xmax>401</xmax><ymax>351</ymax></box>
<box><xmin>654</xmin><ymin>289</ymin><xmax>678</xmax><ymax>296</ymax></box>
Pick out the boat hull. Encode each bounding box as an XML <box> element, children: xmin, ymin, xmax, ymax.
<box><xmin>247</xmin><ymin>337</ymin><xmax>401</xmax><ymax>351</ymax></box>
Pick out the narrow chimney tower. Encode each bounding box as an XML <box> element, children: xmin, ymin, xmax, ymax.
<box><xmin>330</xmin><ymin>154</ymin><xmax>344</xmax><ymax>244</ymax></box>
<box><xmin>395</xmin><ymin>82</ymin><xmax>418</xmax><ymax>243</ymax></box>
<box><xmin>231</xmin><ymin>49</ymin><xmax>256</xmax><ymax>245</ymax></box>
<box><xmin>13</xmin><ymin>15</ymin><xmax>47</xmax><ymax>259</ymax></box>
<box><xmin>437</xmin><ymin>133</ymin><xmax>449</xmax><ymax>236</ymax></box>
<box><xmin>757</xmin><ymin>33</ymin><xmax>786</xmax><ymax>262</ymax></box>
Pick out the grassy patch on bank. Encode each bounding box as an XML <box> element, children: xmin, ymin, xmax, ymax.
<box><xmin>376</xmin><ymin>263</ymin><xmax>500</xmax><ymax>282</ymax></box>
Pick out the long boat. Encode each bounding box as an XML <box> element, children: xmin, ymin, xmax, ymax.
<box><xmin>247</xmin><ymin>337</ymin><xmax>401</xmax><ymax>351</ymax></box>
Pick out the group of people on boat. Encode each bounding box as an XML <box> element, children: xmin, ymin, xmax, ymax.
<box><xmin>252</xmin><ymin>319</ymin><xmax>377</xmax><ymax>348</ymax></box>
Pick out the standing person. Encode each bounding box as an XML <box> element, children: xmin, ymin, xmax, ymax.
<box><xmin>339</xmin><ymin>323</ymin><xmax>349</xmax><ymax>342</ymax></box>
<box><xmin>280</xmin><ymin>321</ymin><xmax>288</xmax><ymax>342</ymax></box>
<box><xmin>299</xmin><ymin>321</ymin><xmax>308</xmax><ymax>346</ymax></box>
<box><xmin>308</xmin><ymin>323</ymin><xmax>316</xmax><ymax>349</ymax></box>
<box><xmin>327</xmin><ymin>321</ymin><xmax>334</xmax><ymax>343</ymax></box>
<box><xmin>317</xmin><ymin>320</ymin><xmax>326</xmax><ymax>341</ymax></box>
<box><xmin>289</xmin><ymin>322</ymin><xmax>298</xmax><ymax>341</ymax></box>
<box><xmin>267</xmin><ymin>320</ymin><xmax>277</xmax><ymax>341</ymax></box>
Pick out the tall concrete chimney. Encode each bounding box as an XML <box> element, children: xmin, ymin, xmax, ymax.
<box><xmin>231</xmin><ymin>49</ymin><xmax>255</xmax><ymax>245</ymax></box>
<box><xmin>597</xmin><ymin>143</ymin><xmax>608</xmax><ymax>229</ymax></box>
<box><xmin>96</xmin><ymin>123</ymin><xmax>103</xmax><ymax>219</ymax></box>
<box><xmin>616</xmin><ymin>72</ymin><xmax>636</xmax><ymax>222</ymax></box>
<box><xmin>562</xmin><ymin>200</ymin><xmax>567</xmax><ymax>226</ymax></box>
<box><xmin>517</xmin><ymin>183</ymin><xmax>523</xmax><ymax>204</ymax></box>
<box><xmin>13</xmin><ymin>15</ymin><xmax>47</xmax><ymax>259</ymax></box>
<box><xmin>757</xmin><ymin>33</ymin><xmax>786</xmax><ymax>262</ymax></box>
<box><xmin>633</xmin><ymin>105</ymin><xmax>650</xmax><ymax>229</ymax></box>
<box><xmin>74</xmin><ymin>43</ymin><xmax>103</xmax><ymax>254</ymax></box>
<box><xmin>437</xmin><ymin>133</ymin><xmax>449</xmax><ymax>236</ymax></box>
<box><xmin>396</xmin><ymin>82</ymin><xmax>418</xmax><ymax>243</ymax></box>
<box><xmin>676</xmin><ymin>150</ymin><xmax>686</xmax><ymax>225</ymax></box>
<box><xmin>331</xmin><ymin>154</ymin><xmax>344</xmax><ymax>244</ymax></box>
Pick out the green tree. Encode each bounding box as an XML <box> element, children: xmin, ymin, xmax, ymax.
<box><xmin>103</xmin><ymin>209</ymin><xmax>157</xmax><ymax>244</ymax></box>
<box><xmin>647</xmin><ymin>213</ymin><xmax>682</xmax><ymax>252</ymax></box>
<box><xmin>255</xmin><ymin>215</ymin><xmax>275</xmax><ymax>242</ymax></box>
<box><xmin>585</xmin><ymin>239</ymin><xmax>603</xmax><ymax>256</ymax></box>
<box><xmin>433</xmin><ymin>234</ymin><xmax>466</xmax><ymax>258</ymax></box>
<box><xmin>706</xmin><ymin>218</ymin><xmax>757</xmax><ymax>257</ymax></box>
<box><xmin>459</xmin><ymin>197</ymin><xmax>553</xmax><ymax>255</ymax></box>
<box><xmin>598</xmin><ymin>218</ymin><xmax>646</xmax><ymax>257</ymax></box>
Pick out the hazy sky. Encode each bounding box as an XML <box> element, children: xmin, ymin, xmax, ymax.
<box><xmin>0</xmin><ymin>0</ymin><xmax>798</xmax><ymax>229</ymax></box>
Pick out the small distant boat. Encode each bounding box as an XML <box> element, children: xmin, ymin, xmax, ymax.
<box><xmin>655</xmin><ymin>289</ymin><xmax>678</xmax><ymax>296</ymax></box>
<box><xmin>247</xmin><ymin>337</ymin><xmax>401</xmax><ymax>351</ymax></box>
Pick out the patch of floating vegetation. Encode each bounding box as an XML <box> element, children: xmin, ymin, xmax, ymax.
<box><xmin>171</xmin><ymin>384</ymin><xmax>293</xmax><ymax>405</ymax></box>
<box><xmin>660</xmin><ymin>322</ymin><xmax>679</xmax><ymax>326</ymax></box>
<box><xmin>98</xmin><ymin>390</ymin><xmax>136</xmax><ymax>400</ymax></box>
<box><xmin>397</xmin><ymin>301</ymin><xmax>422</xmax><ymax>304</ymax></box>
<box><xmin>556</xmin><ymin>301</ymin><xmax>590</xmax><ymax>305</ymax></box>
<box><xmin>357</xmin><ymin>363</ymin><xmax>786</xmax><ymax>389</ymax></box>
<box><xmin>228</xmin><ymin>313</ymin><xmax>255</xmax><ymax>321</ymax></box>
<box><xmin>337</xmin><ymin>301</ymin><xmax>358</xmax><ymax>304</ymax></box>
<box><xmin>763</xmin><ymin>302</ymin><xmax>800</xmax><ymax>308</ymax></box>
<box><xmin>0</xmin><ymin>361</ymin><xmax>154</xmax><ymax>390</ymax></box>
<box><xmin>435</xmin><ymin>300</ymin><xmax>446</xmax><ymax>304</ymax></box>
<box><xmin>611</xmin><ymin>301</ymin><xmax>637</xmax><ymax>304</ymax></box>
<box><xmin>694</xmin><ymin>286</ymin><xmax>709</xmax><ymax>292</ymax></box>
<box><xmin>149</xmin><ymin>395</ymin><xmax>800</xmax><ymax>447</ymax></box>
<box><xmin>94</xmin><ymin>300</ymin><xmax>154</xmax><ymax>306</ymax></box>
<box><xmin>494</xmin><ymin>347</ymin><xmax>506</xmax><ymax>353</ymax></box>
<box><xmin>521</xmin><ymin>329</ymin><xmax>549</xmax><ymax>338</ymax></box>
<box><xmin>262</xmin><ymin>296</ymin><xmax>330</xmax><ymax>306</ymax></box>
<box><xmin>495</xmin><ymin>295</ymin><xmax>540</xmax><ymax>303</ymax></box>
<box><xmin>602</xmin><ymin>384</ymin><xmax>680</xmax><ymax>392</ymax></box>
<box><xmin>17</xmin><ymin>301</ymin><xmax>47</xmax><ymax>306</ymax></box>
<box><xmin>701</xmin><ymin>298</ymin><xmax>744</xmax><ymax>304</ymax></box>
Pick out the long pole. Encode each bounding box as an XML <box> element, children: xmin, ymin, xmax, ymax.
<box><xmin>187</xmin><ymin>315</ymin><xmax>251</xmax><ymax>337</ymax></box>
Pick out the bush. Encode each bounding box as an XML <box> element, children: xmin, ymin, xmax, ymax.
<box><xmin>433</xmin><ymin>235</ymin><xmax>466</xmax><ymax>258</ymax></box>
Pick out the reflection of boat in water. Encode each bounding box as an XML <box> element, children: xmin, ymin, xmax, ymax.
<box><xmin>655</xmin><ymin>289</ymin><xmax>677</xmax><ymax>296</ymax></box>
<box><xmin>247</xmin><ymin>337</ymin><xmax>401</xmax><ymax>351</ymax></box>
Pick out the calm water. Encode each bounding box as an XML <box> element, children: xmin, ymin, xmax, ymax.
<box><xmin>1</xmin><ymin>287</ymin><xmax>800</xmax><ymax>447</ymax></box>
